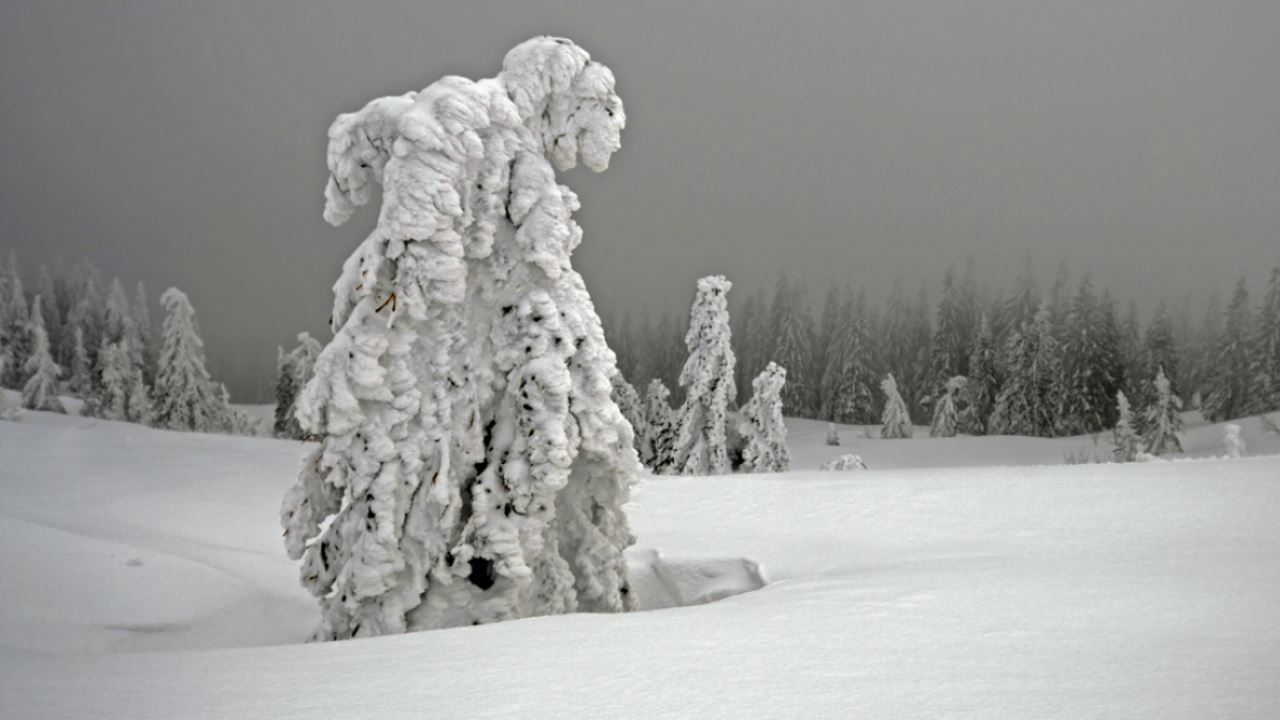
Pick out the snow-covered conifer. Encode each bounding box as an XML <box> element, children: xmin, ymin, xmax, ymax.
<box><xmin>20</xmin><ymin>296</ymin><xmax>64</xmax><ymax>413</ymax></box>
<box><xmin>97</xmin><ymin>340</ymin><xmax>153</xmax><ymax>423</ymax></box>
<box><xmin>1141</xmin><ymin>367</ymin><xmax>1183</xmax><ymax>456</ymax></box>
<box><xmin>930</xmin><ymin>375</ymin><xmax>965</xmax><ymax>438</ymax></box>
<box><xmin>1248</xmin><ymin>266</ymin><xmax>1280</xmax><ymax>413</ymax></box>
<box><xmin>769</xmin><ymin>272</ymin><xmax>815</xmax><ymax>416</ymax></box>
<box><xmin>152</xmin><ymin>288</ymin><xmax>233</xmax><ymax>432</ymax></box>
<box><xmin>611</xmin><ymin>373</ymin><xmax>646</xmax><ymax>445</ymax></box>
<box><xmin>273</xmin><ymin>332</ymin><xmax>322</xmax><ymax>439</ymax></box>
<box><xmin>738</xmin><ymin>361</ymin><xmax>789</xmax><ymax>472</ymax></box>
<box><xmin>280</xmin><ymin>38</ymin><xmax>638</xmax><ymax>639</ymax></box>
<box><xmin>66</xmin><ymin>326</ymin><xmax>93</xmax><ymax>397</ymax></box>
<box><xmin>672</xmin><ymin>275</ymin><xmax>737</xmax><ymax>475</ymax></box>
<box><xmin>960</xmin><ymin>314</ymin><xmax>998</xmax><ymax>435</ymax></box>
<box><xmin>930</xmin><ymin>266</ymin><xmax>968</xmax><ymax>399</ymax></box>
<box><xmin>133</xmin><ymin>282</ymin><xmax>158</xmax><ymax>385</ymax></box>
<box><xmin>1112</xmin><ymin>391</ymin><xmax>1140</xmax><ymax>462</ymax></box>
<box><xmin>1203</xmin><ymin>279</ymin><xmax>1252</xmax><ymax>422</ymax></box>
<box><xmin>879</xmin><ymin>373</ymin><xmax>913</xmax><ymax>439</ymax></box>
<box><xmin>1222</xmin><ymin>423</ymin><xmax>1245</xmax><ymax>459</ymax></box>
<box><xmin>828</xmin><ymin>287</ymin><xmax>877</xmax><ymax>424</ymax></box>
<box><xmin>825</xmin><ymin>422</ymin><xmax>840</xmax><ymax>446</ymax></box>
<box><xmin>988</xmin><ymin>306</ymin><xmax>1059</xmax><ymax>437</ymax></box>
<box><xmin>640</xmin><ymin>378</ymin><xmax>677</xmax><ymax>472</ymax></box>
<box><xmin>1</xmin><ymin>274</ymin><xmax>30</xmax><ymax>389</ymax></box>
<box><xmin>1056</xmin><ymin>276</ymin><xmax>1116</xmax><ymax>435</ymax></box>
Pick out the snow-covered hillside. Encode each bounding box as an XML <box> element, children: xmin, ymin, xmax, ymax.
<box><xmin>2</xmin><ymin>400</ymin><xmax>1279</xmax><ymax>719</ymax></box>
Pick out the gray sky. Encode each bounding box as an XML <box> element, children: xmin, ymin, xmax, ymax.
<box><xmin>2</xmin><ymin>1</ymin><xmax>1278</xmax><ymax>399</ymax></box>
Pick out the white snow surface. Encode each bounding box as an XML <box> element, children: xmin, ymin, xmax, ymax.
<box><xmin>3</xmin><ymin>390</ymin><xmax>1280</xmax><ymax>719</ymax></box>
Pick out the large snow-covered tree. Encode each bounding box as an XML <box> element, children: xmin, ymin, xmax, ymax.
<box><xmin>1248</xmin><ymin>266</ymin><xmax>1280</xmax><ymax>414</ymax></box>
<box><xmin>1055</xmin><ymin>276</ymin><xmax>1117</xmax><ymax>435</ymax></box>
<box><xmin>152</xmin><ymin>288</ymin><xmax>234</xmax><ymax>432</ymax></box>
<box><xmin>960</xmin><ymin>313</ymin><xmax>999</xmax><ymax>435</ymax></box>
<box><xmin>20</xmin><ymin>296</ymin><xmax>64</xmax><ymax>413</ymax></box>
<box><xmin>1141</xmin><ymin>367</ymin><xmax>1183</xmax><ymax>456</ymax></box>
<box><xmin>280</xmin><ymin>38</ymin><xmax>639</xmax><ymax>639</ymax></box>
<box><xmin>738</xmin><ymin>362</ymin><xmax>789</xmax><ymax>473</ymax></box>
<box><xmin>879</xmin><ymin>373</ymin><xmax>913</xmax><ymax>439</ymax></box>
<box><xmin>672</xmin><ymin>275</ymin><xmax>737</xmax><ymax>475</ymax></box>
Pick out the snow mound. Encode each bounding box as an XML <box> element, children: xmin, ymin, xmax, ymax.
<box><xmin>627</xmin><ymin>549</ymin><xmax>767</xmax><ymax>611</ymax></box>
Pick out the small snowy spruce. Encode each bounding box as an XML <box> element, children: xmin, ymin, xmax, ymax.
<box><xmin>611</xmin><ymin>373</ymin><xmax>646</xmax><ymax>446</ymax></box>
<box><xmin>879</xmin><ymin>373</ymin><xmax>913</xmax><ymax>439</ymax></box>
<box><xmin>152</xmin><ymin>288</ymin><xmax>234</xmax><ymax>432</ymax></box>
<box><xmin>280</xmin><ymin>37</ymin><xmax>638</xmax><ymax>639</ymax></box>
<box><xmin>930</xmin><ymin>375</ymin><xmax>965</xmax><ymax>438</ymax></box>
<box><xmin>20</xmin><ymin>296</ymin><xmax>64</xmax><ymax>413</ymax></box>
<box><xmin>98</xmin><ymin>340</ymin><xmax>153</xmax><ymax>423</ymax></box>
<box><xmin>738</xmin><ymin>361</ymin><xmax>789</xmax><ymax>472</ymax></box>
<box><xmin>672</xmin><ymin>275</ymin><xmax>737</xmax><ymax>475</ymax></box>
<box><xmin>1141</xmin><ymin>367</ymin><xmax>1183</xmax><ymax>456</ymax></box>
<box><xmin>1112</xmin><ymin>391</ymin><xmax>1141</xmax><ymax>462</ymax></box>
<box><xmin>1222</xmin><ymin>423</ymin><xmax>1245</xmax><ymax>459</ymax></box>
<box><xmin>273</xmin><ymin>332</ymin><xmax>322</xmax><ymax>439</ymax></box>
<box><xmin>825</xmin><ymin>422</ymin><xmax>840</xmax><ymax>446</ymax></box>
<box><xmin>640</xmin><ymin>378</ymin><xmax>677</xmax><ymax>472</ymax></box>
<box><xmin>1</xmin><ymin>273</ymin><xmax>30</xmax><ymax>389</ymax></box>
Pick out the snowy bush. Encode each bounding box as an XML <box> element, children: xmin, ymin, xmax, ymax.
<box><xmin>672</xmin><ymin>275</ymin><xmax>737</xmax><ymax>475</ymax></box>
<box><xmin>879</xmin><ymin>374</ymin><xmax>913</xmax><ymax>439</ymax></box>
<box><xmin>280</xmin><ymin>37</ymin><xmax>639</xmax><ymax>639</ymax></box>
<box><xmin>821</xmin><ymin>454</ymin><xmax>868</xmax><ymax>471</ymax></box>
<box><xmin>738</xmin><ymin>362</ymin><xmax>789</xmax><ymax>473</ymax></box>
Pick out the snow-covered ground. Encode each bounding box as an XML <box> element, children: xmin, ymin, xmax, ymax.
<box><xmin>3</xmin><ymin>392</ymin><xmax>1279</xmax><ymax>719</ymax></box>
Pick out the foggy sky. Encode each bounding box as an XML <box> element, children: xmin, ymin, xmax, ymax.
<box><xmin>2</xmin><ymin>1</ymin><xmax>1278</xmax><ymax>399</ymax></box>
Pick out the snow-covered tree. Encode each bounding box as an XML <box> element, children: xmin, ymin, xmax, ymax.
<box><xmin>640</xmin><ymin>378</ymin><xmax>677</xmax><ymax>472</ymax></box>
<box><xmin>826</xmin><ymin>287</ymin><xmax>877</xmax><ymax>424</ymax></box>
<box><xmin>930</xmin><ymin>265</ymin><xmax>968</xmax><ymax>399</ymax></box>
<box><xmin>989</xmin><ymin>306</ymin><xmax>1059</xmax><ymax>437</ymax></box>
<box><xmin>1112</xmin><ymin>391</ymin><xmax>1140</xmax><ymax>462</ymax></box>
<box><xmin>960</xmin><ymin>313</ymin><xmax>999</xmax><ymax>435</ymax></box>
<box><xmin>133</xmin><ymin>282</ymin><xmax>158</xmax><ymax>385</ymax></box>
<box><xmin>1</xmin><ymin>273</ymin><xmax>30</xmax><ymax>389</ymax></box>
<box><xmin>1222</xmin><ymin>423</ymin><xmax>1245</xmax><ymax>459</ymax></box>
<box><xmin>20</xmin><ymin>296</ymin><xmax>64</xmax><ymax>413</ymax></box>
<box><xmin>279</xmin><ymin>38</ymin><xmax>638</xmax><ymax>639</ymax></box>
<box><xmin>1055</xmin><ymin>276</ymin><xmax>1117</xmax><ymax>435</ymax></box>
<box><xmin>97</xmin><ymin>340</ymin><xmax>153</xmax><ymax>423</ymax></box>
<box><xmin>825</xmin><ymin>422</ymin><xmax>840</xmax><ymax>446</ymax></box>
<box><xmin>152</xmin><ymin>288</ymin><xmax>233</xmax><ymax>432</ymax></box>
<box><xmin>273</xmin><ymin>332</ymin><xmax>323</xmax><ymax>439</ymax></box>
<box><xmin>879</xmin><ymin>373</ymin><xmax>913</xmax><ymax>439</ymax></box>
<box><xmin>611</xmin><ymin>373</ymin><xmax>646</xmax><ymax>445</ymax></box>
<box><xmin>929</xmin><ymin>375</ymin><xmax>965</xmax><ymax>438</ymax></box>
<box><xmin>768</xmin><ymin>272</ymin><xmax>815</xmax><ymax>417</ymax></box>
<box><xmin>1248</xmin><ymin>266</ymin><xmax>1280</xmax><ymax>413</ymax></box>
<box><xmin>1141</xmin><ymin>367</ymin><xmax>1183</xmax><ymax>456</ymax></box>
<box><xmin>1202</xmin><ymin>279</ymin><xmax>1252</xmax><ymax>422</ymax></box>
<box><xmin>66</xmin><ymin>326</ymin><xmax>93</xmax><ymax>397</ymax></box>
<box><xmin>672</xmin><ymin>275</ymin><xmax>737</xmax><ymax>475</ymax></box>
<box><xmin>738</xmin><ymin>361</ymin><xmax>789</xmax><ymax>472</ymax></box>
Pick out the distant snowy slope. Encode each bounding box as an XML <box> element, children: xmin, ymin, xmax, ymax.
<box><xmin>2</xmin><ymin>403</ymin><xmax>1279</xmax><ymax>719</ymax></box>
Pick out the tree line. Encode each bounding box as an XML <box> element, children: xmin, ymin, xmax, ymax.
<box><xmin>606</xmin><ymin>256</ymin><xmax>1280</xmax><ymax>440</ymax></box>
<box><xmin>0</xmin><ymin>253</ymin><xmax>252</xmax><ymax>433</ymax></box>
